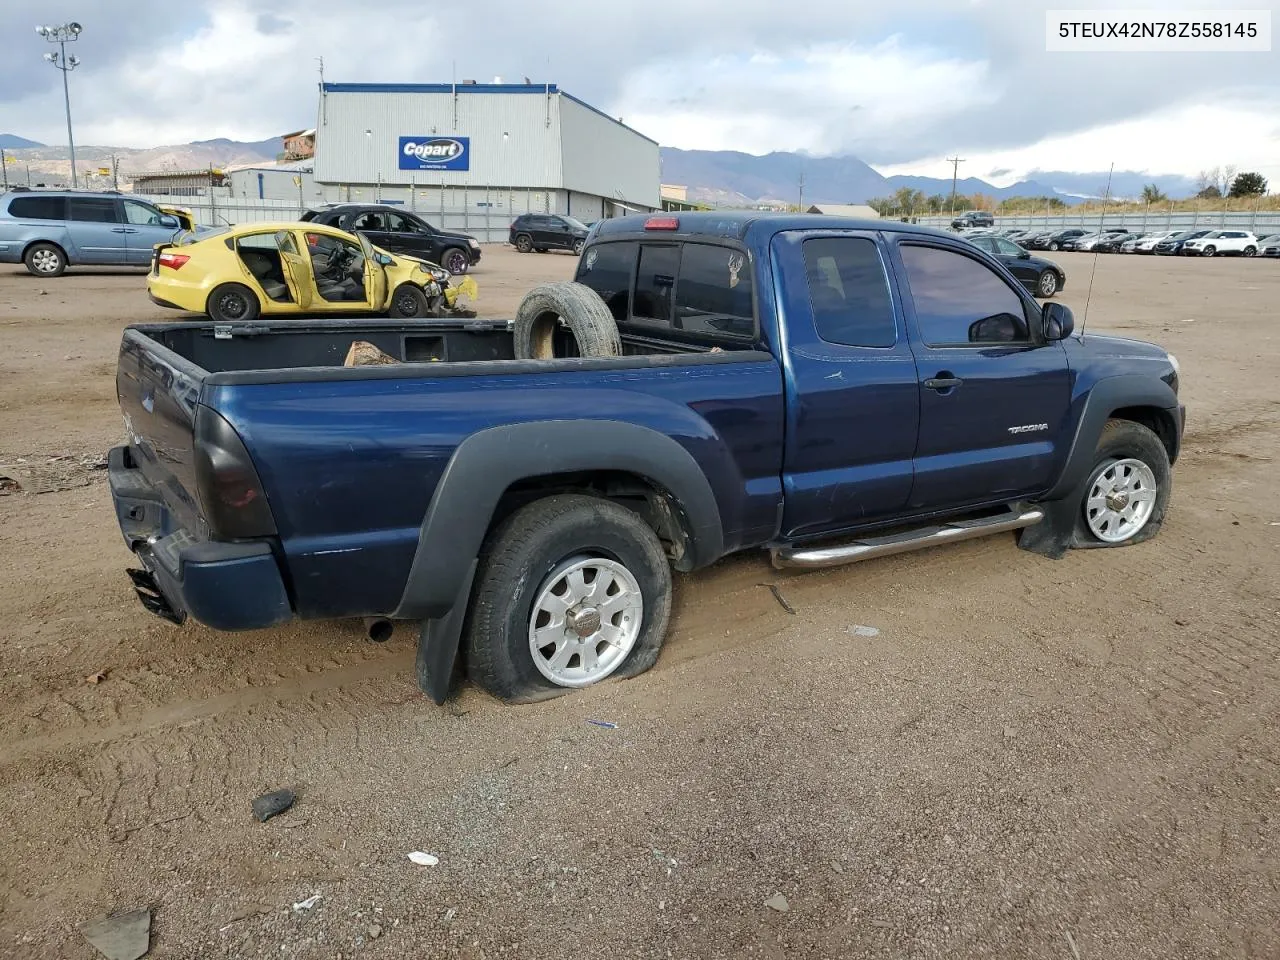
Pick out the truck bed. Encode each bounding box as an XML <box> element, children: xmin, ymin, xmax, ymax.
<box><xmin>116</xmin><ymin>317</ymin><xmax>785</xmax><ymax>624</ymax></box>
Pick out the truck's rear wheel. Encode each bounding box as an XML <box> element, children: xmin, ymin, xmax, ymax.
<box><xmin>513</xmin><ymin>281</ymin><xmax>621</xmax><ymax>359</ymax></box>
<box><xmin>1074</xmin><ymin>419</ymin><xmax>1170</xmax><ymax>547</ymax></box>
<box><xmin>464</xmin><ymin>495</ymin><xmax>672</xmax><ymax>703</ymax></box>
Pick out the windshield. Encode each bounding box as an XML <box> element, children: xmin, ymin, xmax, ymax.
<box><xmin>562</xmin><ymin>216</ymin><xmax>589</xmax><ymax>232</ymax></box>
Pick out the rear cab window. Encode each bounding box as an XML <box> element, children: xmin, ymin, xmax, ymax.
<box><xmin>575</xmin><ymin>239</ymin><xmax>756</xmax><ymax>347</ymax></box>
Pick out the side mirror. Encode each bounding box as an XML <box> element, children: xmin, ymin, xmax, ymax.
<box><xmin>159</xmin><ymin>215</ymin><xmax>180</xmax><ymax>229</ymax></box>
<box><xmin>376</xmin><ymin>253</ymin><xmax>394</xmax><ymax>266</ymax></box>
<box><xmin>1017</xmin><ymin>250</ymin><xmax>1030</xmax><ymax>259</ymax></box>
<box><xmin>1042</xmin><ymin>301</ymin><xmax>1074</xmax><ymax>340</ymax></box>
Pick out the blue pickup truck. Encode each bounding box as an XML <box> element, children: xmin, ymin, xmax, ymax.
<box><xmin>110</xmin><ymin>213</ymin><xmax>1184</xmax><ymax>704</ymax></box>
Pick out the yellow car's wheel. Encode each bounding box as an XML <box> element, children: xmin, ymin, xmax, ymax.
<box><xmin>388</xmin><ymin>284</ymin><xmax>429</xmax><ymax>319</ymax></box>
<box><xmin>207</xmin><ymin>283</ymin><xmax>260</xmax><ymax>324</ymax></box>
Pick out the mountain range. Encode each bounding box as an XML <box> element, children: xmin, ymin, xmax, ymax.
<box><xmin>0</xmin><ymin>131</ymin><xmax>1201</xmax><ymax>205</ymax></box>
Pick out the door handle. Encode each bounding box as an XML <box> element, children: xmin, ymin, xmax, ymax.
<box><xmin>924</xmin><ymin>375</ymin><xmax>963</xmax><ymax>390</ymax></box>
<box><xmin>112</xmin><ymin>227</ymin><xmax>129</xmax><ymax>233</ymax></box>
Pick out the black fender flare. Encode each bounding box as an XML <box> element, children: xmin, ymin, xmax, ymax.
<box><xmin>1020</xmin><ymin>375</ymin><xmax>1180</xmax><ymax>561</ymax></box>
<box><xmin>392</xmin><ymin>419</ymin><xmax>725</xmax><ymax>623</ymax></box>
<box><xmin>1042</xmin><ymin>375</ymin><xmax>1180</xmax><ymax>503</ymax></box>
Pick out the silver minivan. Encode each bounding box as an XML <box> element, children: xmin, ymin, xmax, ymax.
<box><xmin>0</xmin><ymin>190</ymin><xmax>184</xmax><ymax>277</ymax></box>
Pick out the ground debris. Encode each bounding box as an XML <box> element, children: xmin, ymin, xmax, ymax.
<box><xmin>78</xmin><ymin>907</ymin><xmax>151</xmax><ymax>960</ymax></box>
<box><xmin>760</xmin><ymin>583</ymin><xmax>796</xmax><ymax>615</ymax></box>
<box><xmin>764</xmin><ymin>892</ymin><xmax>790</xmax><ymax>913</ymax></box>
<box><xmin>252</xmin><ymin>788</ymin><xmax>296</xmax><ymax>823</ymax></box>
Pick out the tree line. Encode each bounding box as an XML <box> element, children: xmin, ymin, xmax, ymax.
<box><xmin>863</xmin><ymin>171</ymin><xmax>1268</xmax><ymax>218</ymax></box>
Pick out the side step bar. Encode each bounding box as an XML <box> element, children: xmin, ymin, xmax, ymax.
<box><xmin>772</xmin><ymin>507</ymin><xmax>1044</xmax><ymax>570</ymax></box>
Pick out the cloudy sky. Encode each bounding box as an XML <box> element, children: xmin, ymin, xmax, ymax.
<box><xmin>1</xmin><ymin>0</ymin><xmax>1277</xmax><ymax>185</ymax></box>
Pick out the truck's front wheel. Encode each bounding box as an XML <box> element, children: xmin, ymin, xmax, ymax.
<box><xmin>1075</xmin><ymin>419</ymin><xmax>1171</xmax><ymax>547</ymax></box>
<box><xmin>464</xmin><ymin>495</ymin><xmax>672</xmax><ymax>703</ymax></box>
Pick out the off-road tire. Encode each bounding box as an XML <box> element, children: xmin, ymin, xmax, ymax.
<box><xmin>514</xmin><ymin>234</ymin><xmax>533</xmax><ymax>253</ymax></box>
<box><xmin>513</xmin><ymin>281</ymin><xmax>622</xmax><ymax>359</ymax></box>
<box><xmin>1072</xmin><ymin>418</ymin><xmax>1171</xmax><ymax>548</ymax></box>
<box><xmin>464</xmin><ymin>495</ymin><xmax>673</xmax><ymax>703</ymax></box>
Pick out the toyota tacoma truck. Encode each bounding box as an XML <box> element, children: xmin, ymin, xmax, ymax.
<box><xmin>110</xmin><ymin>213</ymin><xmax>1185</xmax><ymax>704</ymax></box>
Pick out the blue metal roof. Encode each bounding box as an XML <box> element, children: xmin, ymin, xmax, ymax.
<box><xmin>319</xmin><ymin>83</ymin><xmax>657</xmax><ymax>146</ymax></box>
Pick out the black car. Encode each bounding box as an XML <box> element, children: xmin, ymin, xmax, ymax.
<box><xmin>1094</xmin><ymin>232</ymin><xmax>1141</xmax><ymax>253</ymax></box>
<box><xmin>950</xmin><ymin>210</ymin><xmax>995</xmax><ymax>229</ymax></box>
<box><xmin>1031</xmin><ymin>228</ymin><xmax>1088</xmax><ymax>252</ymax></box>
<box><xmin>301</xmin><ymin>204</ymin><xmax>481</xmax><ymax>275</ymax></box>
<box><xmin>508</xmin><ymin>214</ymin><xmax>590</xmax><ymax>255</ymax></box>
<box><xmin>1152</xmin><ymin>230</ymin><xmax>1210</xmax><ymax>255</ymax></box>
<box><xmin>966</xmin><ymin>234</ymin><xmax>1065</xmax><ymax>297</ymax></box>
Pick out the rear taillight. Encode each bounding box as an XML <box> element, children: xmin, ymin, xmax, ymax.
<box><xmin>194</xmin><ymin>407</ymin><xmax>276</xmax><ymax>539</ymax></box>
<box><xmin>158</xmin><ymin>251</ymin><xmax>190</xmax><ymax>270</ymax></box>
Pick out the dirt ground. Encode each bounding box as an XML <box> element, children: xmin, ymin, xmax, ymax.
<box><xmin>1</xmin><ymin>245</ymin><xmax>1277</xmax><ymax>960</ymax></box>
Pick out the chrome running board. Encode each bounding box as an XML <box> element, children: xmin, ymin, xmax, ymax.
<box><xmin>771</xmin><ymin>507</ymin><xmax>1045</xmax><ymax>570</ymax></box>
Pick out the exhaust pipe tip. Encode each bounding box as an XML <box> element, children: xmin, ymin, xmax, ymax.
<box><xmin>363</xmin><ymin>616</ymin><xmax>394</xmax><ymax>643</ymax></box>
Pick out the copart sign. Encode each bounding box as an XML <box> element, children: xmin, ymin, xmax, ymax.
<box><xmin>398</xmin><ymin>136</ymin><xmax>470</xmax><ymax>171</ymax></box>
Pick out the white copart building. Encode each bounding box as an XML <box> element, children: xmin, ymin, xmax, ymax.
<box><xmin>312</xmin><ymin>82</ymin><xmax>660</xmax><ymax>227</ymax></box>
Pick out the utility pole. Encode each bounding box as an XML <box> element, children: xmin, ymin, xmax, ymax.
<box><xmin>37</xmin><ymin>22</ymin><xmax>83</xmax><ymax>189</ymax></box>
<box><xmin>797</xmin><ymin>168</ymin><xmax>805</xmax><ymax>213</ymax></box>
<box><xmin>111</xmin><ymin>154</ymin><xmax>119</xmax><ymax>190</ymax></box>
<box><xmin>947</xmin><ymin>156</ymin><xmax>965</xmax><ymax>215</ymax></box>
<box><xmin>1</xmin><ymin>148</ymin><xmax>8</xmax><ymax>192</ymax></box>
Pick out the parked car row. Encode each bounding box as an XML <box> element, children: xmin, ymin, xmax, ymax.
<box><xmin>963</xmin><ymin>224</ymin><xmax>1280</xmax><ymax>258</ymax></box>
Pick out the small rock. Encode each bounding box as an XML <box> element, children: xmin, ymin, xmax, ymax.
<box><xmin>79</xmin><ymin>908</ymin><xmax>151</xmax><ymax>960</ymax></box>
<box><xmin>764</xmin><ymin>893</ymin><xmax>789</xmax><ymax>913</ymax></box>
<box><xmin>38</xmin><ymin>289</ymin><xmax>48</xmax><ymax>296</ymax></box>
<box><xmin>367</xmin><ymin>924</ymin><xmax>382</xmax><ymax>940</ymax></box>
<box><xmin>1003</xmin><ymin>726</ymin><xmax>1015</xmax><ymax>739</ymax></box>
<box><xmin>408</xmin><ymin>851</ymin><xmax>439</xmax><ymax>866</ymax></box>
<box><xmin>831</xmin><ymin>862</ymin><xmax>844</xmax><ymax>874</ymax></box>
<box><xmin>252</xmin><ymin>789</ymin><xmax>295</xmax><ymax>822</ymax></box>
<box><xmin>1174</xmin><ymin>618</ymin><xmax>1188</xmax><ymax>626</ymax></box>
<box><xmin>870</xmin><ymin>919</ymin><xmax>893</xmax><ymax>928</ymax></box>
<box><xmin>86</xmin><ymin>671</ymin><xmax>108</xmax><ymax>685</ymax></box>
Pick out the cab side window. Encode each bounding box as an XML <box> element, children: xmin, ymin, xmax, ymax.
<box><xmin>900</xmin><ymin>244</ymin><xmax>1029</xmax><ymax>346</ymax></box>
<box><xmin>802</xmin><ymin>237</ymin><xmax>896</xmax><ymax>348</ymax></box>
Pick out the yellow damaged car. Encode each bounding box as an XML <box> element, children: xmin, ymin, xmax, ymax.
<box><xmin>146</xmin><ymin>221</ymin><xmax>478</xmax><ymax>323</ymax></box>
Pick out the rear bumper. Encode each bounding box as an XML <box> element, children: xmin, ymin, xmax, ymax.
<box><xmin>147</xmin><ymin>290</ymin><xmax>184</xmax><ymax>310</ymax></box>
<box><xmin>108</xmin><ymin>445</ymin><xmax>292</xmax><ymax>631</ymax></box>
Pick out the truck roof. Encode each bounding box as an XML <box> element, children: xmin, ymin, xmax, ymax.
<box><xmin>590</xmin><ymin>211</ymin><xmax>953</xmax><ymax>244</ymax></box>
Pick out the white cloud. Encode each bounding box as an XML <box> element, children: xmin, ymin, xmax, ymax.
<box><xmin>616</xmin><ymin>39</ymin><xmax>998</xmax><ymax>156</ymax></box>
<box><xmin>875</xmin><ymin>100</ymin><xmax>1280</xmax><ymax>189</ymax></box>
<box><xmin>0</xmin><ymin>0</ymin><xmax>1276</xmax><ymax>187</ymax></box>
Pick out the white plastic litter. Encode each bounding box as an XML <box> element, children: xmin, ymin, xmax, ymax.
<box><xmin>849</xmin><ymin>625</ymin><xmax>880</xmax><ymax>638</ymax></box>
<box><xmin>408</xmin><ymin>851</ymin><xmax>439</xmax><ymax>867</ymax></box>
<box><xmin>292</xmin><ymin>894</ymin><xmax>322</xmax><ymax>913</ymax></box>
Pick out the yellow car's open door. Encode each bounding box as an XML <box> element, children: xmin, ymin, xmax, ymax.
<box><xmin>355</xmin><ymin>232</ymin><xmax>388</xmax><ymax>310</ymax></box>
<box><xmin>274</xmin><ymin>231</ymin><xmax>315</xmax><ymax>310</ymax></box>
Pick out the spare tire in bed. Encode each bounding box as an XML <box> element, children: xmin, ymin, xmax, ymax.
<box><xmin>513</xmin><ymin>281</ymin><xmax>622</xmax><ymax>360</ymax></box>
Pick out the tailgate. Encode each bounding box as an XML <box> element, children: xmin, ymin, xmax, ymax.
<box><xmin>116</xmin><ymin>329</ymin><xmax>207</xmax><ymax>536</ymax></box>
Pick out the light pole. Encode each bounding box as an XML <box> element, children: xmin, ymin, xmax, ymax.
<box><xmin>37</xmin><ymin>22</ymin><xmax>83</xmax><ymax>189</ymax></box>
